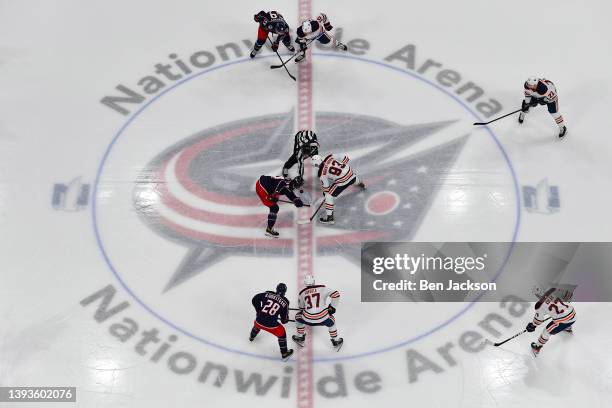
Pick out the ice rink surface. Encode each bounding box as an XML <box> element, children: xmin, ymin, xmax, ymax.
<box><xmin>1</xmin><ymin>0</ymin><xmax>612</xmax><ymax>407</ymax></box>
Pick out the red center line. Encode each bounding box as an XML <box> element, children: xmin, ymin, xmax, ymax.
<box><xmin>296</xmin><ymin>1</ymin><xmax>314</xmax><ymax>408</ymax></box>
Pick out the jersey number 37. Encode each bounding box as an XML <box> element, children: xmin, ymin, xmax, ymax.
<box><xmin>304</xmin><ymin>293</ymin><xmax>320</xmax><ymax>309</ymax></box>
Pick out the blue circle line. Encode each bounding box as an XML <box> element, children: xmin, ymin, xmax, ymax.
<box><xmin>92</xmin><ymin>52</ymin><xmax>521</xmax><ymax>363</ymax></box>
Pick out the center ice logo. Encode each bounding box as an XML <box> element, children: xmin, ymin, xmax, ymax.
<box><xmin>133</xmin><ymin>111</ymin><xmax>468</xmax><ymax>292</ymax></box>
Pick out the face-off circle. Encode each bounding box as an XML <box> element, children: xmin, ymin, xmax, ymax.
<box><xmin>93</xmin><ymin>56</ymin><xmax>520</xmax><ymax>361</ymax></box>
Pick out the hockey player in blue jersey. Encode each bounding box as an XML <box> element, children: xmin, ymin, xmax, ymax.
<box><xmin>250</xmin><ymin>283</ymin><xmax>294</xmax><ymax>361</ymax></box>
<box><xmin>255</xmin><ymin>175</ymin><xmax>304</xmax><ymax>237</ymax></box>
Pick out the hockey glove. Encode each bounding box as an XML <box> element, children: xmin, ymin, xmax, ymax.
<box><xmin>521</xmin><ymin>100</ymin><xmax>530</xmax><ymax>113</ymax></box>
<box><xmin>328</xmin><ymin>305</ymin><xmax>336</xmax><ymax>315</ymax></box>
<box><xmin>525</xmin><ymin>322</ymin><xmax>536</xmax><ymax>332</ymax></box>
<box><xmin>281</xmin><ymin>316</ymin><xmax>289</xmax><ymax>324</ymax></box>
<box><xmin>294</xmin><ymin>198</ymin><xmax>304</xmax><ymax>208</ymax></box>
<box><xmin>254</xmin><ymin>11</ymin><xmax>266</xmax><ymax>22</ymax></box>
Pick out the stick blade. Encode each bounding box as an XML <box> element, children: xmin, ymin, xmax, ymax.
<box><xmin>296</xmin><ymin>219</ymin><xmax>312</xmax><ymax>225</ymax></box>
<box><xmin>473</xmin><ymin>122</ymin><xmax>488</xmax><ymax>126</ymax></box>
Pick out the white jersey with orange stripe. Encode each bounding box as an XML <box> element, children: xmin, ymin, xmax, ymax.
<box><xmin>318</xmin><ymin>154</ymin><xmax>356</xmax><ymax>195</ymax></box>
<box><xmin>532</xmin><ymin>294</ymin><xmax>576</xmax><ymax>326</ymax></box>
<box><xmin>297</xmin><ymin>284</ymin><xmax>340</xmax><ymax>324</ymax></box>
<box><xmin>524</xmin><ymin>78</ymin><xmax>558</xmax><ymax>103</ymax></box>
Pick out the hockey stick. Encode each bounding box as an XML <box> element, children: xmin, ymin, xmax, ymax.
<box><xmin>267</xmin><ymin>35</ymin><xmax>296</xmax><ymax>81</ymax></box>
<box><xmin>270</xmin><ymin>38</ymin><xmax>316</xmax><ymax>69</ymax></box>
<box><xmin>277</xmin><ymin>198</ymin><xmax>310</xmax><ymax>207</ymax></box>
<box><xmin>473</xmin><ymin>108</ymin><xmax>522</xmax><ymax>126</ymax></box>
<box><xmin>296</xmin><ymin>199</ymin><xmax>324</xmax><ymax>225</ymax></box>
<box><xmin>493</xmin><ymin>317</ymin><xmax>551</xmax><ymax>347</ymax></box>
<box><xmin>493</xmin><ymin>330</ymin><xmax>526</xmax><ymax>347</ymax></box>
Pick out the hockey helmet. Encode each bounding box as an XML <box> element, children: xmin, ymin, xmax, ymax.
<box><xmin>276</xmin><ymin>282</ymin><xmax>287</xmax><ymax>296</ymax></box>
<box><xmin>310</xmin><ymin>154</ymin><xmax>323</xmax><ymax>168</ymax></box>
<box><xmin>525</xmin><ymin>77</ymin><xmax>538</xmax><ymax>89</ymax></box>
<box><xmin>289</xmin><ymin>176</ymin><xmax>303</xmax><ymax>190</ymax></box>
<box><xmin>316</xmin><ymin>13</ymin><xmax>328</xmax><ymax>24</ymax></box>
<box><xmin>304</xmin><ymin>275</ymin><xmax>315</xmax><ymax>287</ymax></box>
<box><xmin>301</xmin><ymin>20</ymin><xmax>313</xmax><ymax>34</ymax></box>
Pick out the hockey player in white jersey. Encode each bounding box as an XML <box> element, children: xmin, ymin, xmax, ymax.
<box><xmin>294</xmin><ymin>13</ymin><xmax>348</xmax><ymax>63</ymax></box>
<box><xmin>311</xmin><ymin>153</ymin><xmax>365</xmax><ymax>225</ymax></box>
<box><xmin>518</xmin><ymin>77</ymin><xmax>567</xmax><ymax>138</ymax></box>
<box><xmin>292</xmin><ymin>275</ymin><xmax>343</xmax><ymax>350</ymax></box>
<box><xmin>526</xmin><ymin>287</ymin><xmax>576</xmax><ymax>357</ymax></box>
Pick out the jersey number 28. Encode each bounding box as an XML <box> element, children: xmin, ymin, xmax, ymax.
<box><xmin>262</xmin><ymin>300</ymin><xmax>281</xmax><ymax>315</ymax></box>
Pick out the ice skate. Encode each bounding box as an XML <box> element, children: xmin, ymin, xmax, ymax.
<box><xmin>319</xmin><ymin>214</ymin><xmax>335</xmax><ymax>225</ymax></box>
<box><xmin>281</xmin><ymin>349</ymin><xmax>294</xmax><ymax>361</ymax></box>
<box><xmin>292</xmin><ymin>334</ymin><xmax>305</xmax><ymax>347</ymax></box>
<box><xmin>265</xmin><ymin>227</ymin><xmax>279</xmax><ymax>238</ymax></box>
<box><xmin>531</xmin><ymin>342</ymin><xmax>542</xmax><ymax>357</ymax></box>
<box><xmin>559</xmin><ymin>126</ymin><xmax>567</xmax><ymax>139</ymax></box>
<box><xmin>331</xmin><ymin>338</ymin><xmax>344</xmax><ymax>351</ymax></box>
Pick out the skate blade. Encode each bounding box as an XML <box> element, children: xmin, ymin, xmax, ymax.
<box><xmin>333</xmin><ymin>343</ymin><xmax>343</xmax><ymax>352</ymax></box>
<box><xmin>292</xmin><ymin>340</ymin><xmax>305</xmax><ymax>347</ymax></box>
<box><xmin>265</xmin><ymin>232</ymin><xmax>279</xmax><ymax>238</ymax></box>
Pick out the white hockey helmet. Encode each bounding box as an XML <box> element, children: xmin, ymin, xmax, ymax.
<box><xmin>301</xmin><ymin>20</ymin><xmax>313</xmax><ymax>34</ymax></box>
<box><xmin>310</xmin><ymin>154</ymin><xmax>323</xmax><ymax>168</ymax></box>
<box><xmin>304</xmin><ymin>275</ymin><xmax>315</xmax><ymax>286</ymax></box>
<box><xmin>525</xmin><ymin>77</ymin><xmax>538</xmax><ymax>89</ymax></box>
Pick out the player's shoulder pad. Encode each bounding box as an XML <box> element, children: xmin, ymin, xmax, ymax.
<box><xmin>299</xmin><ymin>284</ymin><xmax>325</xmax><ymax>296</ymax></box>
